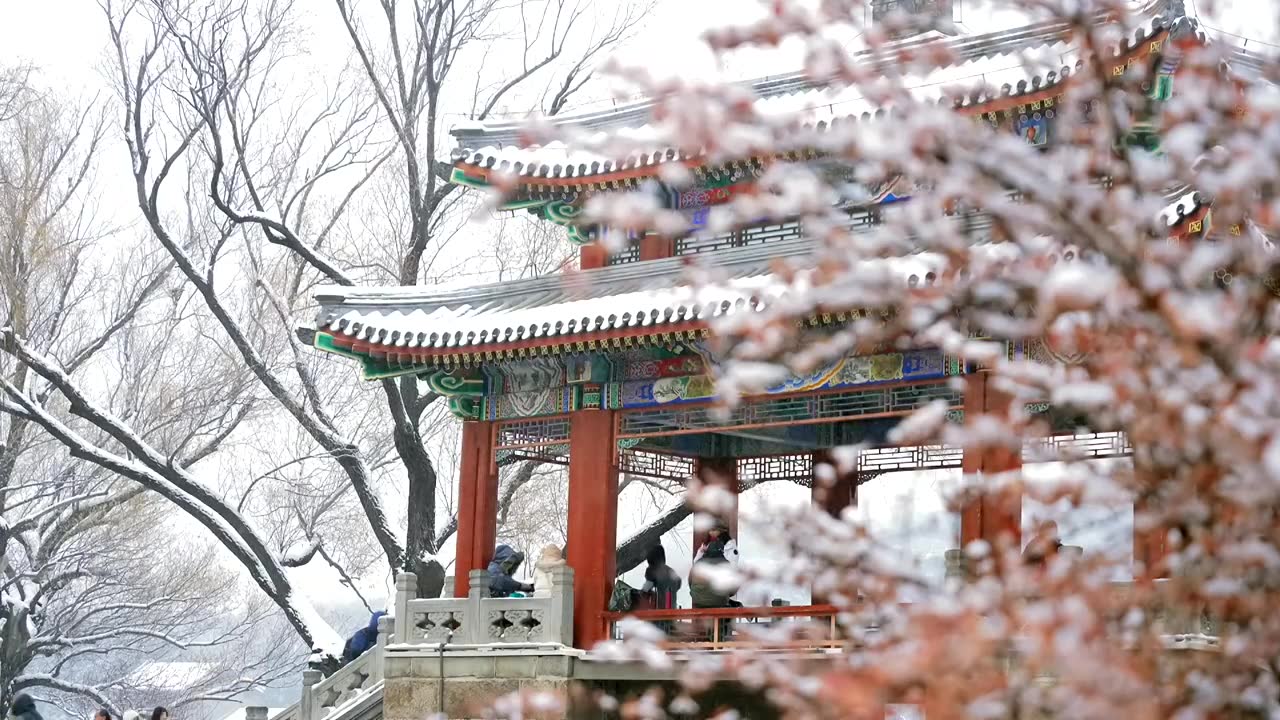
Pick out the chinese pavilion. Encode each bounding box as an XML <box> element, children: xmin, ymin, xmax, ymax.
<box><xmin>309</xmin><ymin>0</ymin><xmax>1265</xmax><ymax>650</ymax></box>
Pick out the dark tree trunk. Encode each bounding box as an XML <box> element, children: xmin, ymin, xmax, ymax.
<box><xmin>0</xmin><ymin>599</ymin><xmax>33</xmax><ymax>713</ymax></box>
<box><xmin>614</xmin><ymin>504</ymin><xmax>693</xmax><ymax>577</ymax></box>
<box><xmin>413</xmin><ymin>557</ymin><xmax>447</xmax><ymax>599</ymax></box>
<box><xmin>402</xmin><ymin>450</ymin><xmax>437</xmax><ymax>557</ymax></box>
<box><xmin>384</xmin><ymin>378</ymin><xmax>441</xmax><ymax>588</ymax></box>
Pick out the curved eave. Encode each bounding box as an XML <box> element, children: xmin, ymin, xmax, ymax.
<box><xmin>450</xmin><ymin>26</ymin><xmax>1178</xmax><ymax>192</ymax></box>
<box><xmin>314</xmin><ymin>194</ymin><xmax>1257</xmax><ymax>381</ymax></box>
<box><xmin>316</xmin><ymin>322</ymin><xmax>710</xmax><ymax>377</ymax></box>
<box><xmin>313</xmin><ymin>302</ymin><xmax>908</xmax><ymax>376</ymax></box>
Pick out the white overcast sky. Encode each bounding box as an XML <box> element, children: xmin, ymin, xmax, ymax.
<box><xmin>0</xmin><ymin>0</ymin><xmax>759</xmax><ymax>88</ymax></box>
<box><xmin>5</xmin><ymin>0</ymin><xmax>1271</xmax><ymax>137</ymax></box>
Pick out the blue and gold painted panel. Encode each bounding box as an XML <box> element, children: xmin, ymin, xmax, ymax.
<box><xmin>427</xmin><ymin>337</ymin><xmax>1102</xmax><ymax>420</ymax></box>
<box><xmin>606</xmin><ymin>347</ymin><xmax>963</xmax><ymax>411</ymax></box>
<box><xmin>427</xmin><ymin>340</ymin><xmax>1089</xmax><ymax>420</ymax></box>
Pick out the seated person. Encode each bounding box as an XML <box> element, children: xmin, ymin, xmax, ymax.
<box><xmin>532</xmin><ymin>544</ymin><xmax>566</xmax><ymax>597</ymax></box>
<box><xmin>642</xmin><ymin>543</ymin><xmax>682</xmax><ymax>610</ymax></box>
<box><xmin>693</xmin><ymin>523</ymin><xmax>739</xmax><ymax>569</ymax></box>
<box><xmin>488</xmin><ymin>544</ymin><xmax>534</xmax><ymax>597</ymax></box>
<box><xmin>1023</xmin><ymin>520</ymin><xmax>1063</xmax><ymax>568</ymax></box>
<box><xmin>690</xmin><ymin>539</ymin><xmax>738</xmax><ymax>608</ymax></box>
<box><xmin>642</xmin><ymin>544</ymin><xmax>682</xmax><ymax>635</ymax></box>
<box><xmin>689</xmin><ymin>539</ymin><xmax>740</xmax><ymax>640</ymax></box>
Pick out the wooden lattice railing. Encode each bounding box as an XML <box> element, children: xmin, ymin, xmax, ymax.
<box><xmin>605</xmin><ymin>604</ymin><xmax>843</xmax><ymax>650</ymax></box>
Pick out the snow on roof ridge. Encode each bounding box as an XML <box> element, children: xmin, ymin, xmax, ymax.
<box><xmin>316</xmin><ymin>252</ymin><xmax>974</xmax><ymax>353</ymax></box>
<box><xmin>448</xmin><ymin>0</ymin><xmax>1175</xmax><ymax>144</ymax></box>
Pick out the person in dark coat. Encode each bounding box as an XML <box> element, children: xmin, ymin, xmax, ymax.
<box><xmin>150</xmin><ymin>709</ymin><xmax>167</xmax><ymax>720</ymax></box>
<box><xmin>340</xmin><ymin>611</ymin><xmax>387</xmax><ymax>665</ymax></box>
<box><xmin>642</xmin><ymin>543</ymin><xmax>682</xmax><ymax>635</ymax></box>
<box><xmin>93</xmin><ymin>710</ymin><xmax>110</xmax><ymax>720</ymax></box>
<box><xmin>488</xmin><ymin>545</ymin><xmax>534</xmax><ymax>597</ymax></box>
<box><xmin>641</xmin><ymin>543</ymin><xmax>682</xmax><ymax>610</ymax></box>
<box><xmin>11</xmin><ymin>695</ymin><xmax>42</xmax><ymax>720</ymax></box>
<box><xmin>689</xmin><ymin>540</ymin><xmax>737</xmax><ymax>609</ymax></box>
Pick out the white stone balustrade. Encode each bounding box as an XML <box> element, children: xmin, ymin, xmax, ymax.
<box><xmin>272</xmin><ymin>568</ymin><xmax>574</xmax><ymax>720</ymax></box>
<box><xmin>273</xmin><ymin>615</ymin><xmax>392</xmax><ymax>720</ymax></box>
<box><xmin>394</xmin><ymin>567</ymin><xmax>574</xmax><ymax>647</ymax></box>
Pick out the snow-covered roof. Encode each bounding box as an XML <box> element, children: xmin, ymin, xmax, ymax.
<box><xmin>323</xmin><ymin>269</ymin><xmax>778</xmax><ymax>350</ymax></box>
<box><xmin>314</xmin><ymin>182</ymin><xmax>1203</xmax><ymax>362</ymax></box>
<box><xmin>449</xmin><ymin>0</ymin><xmax>1184</xmax><ymax>184</ymax></box>
<box><xmin>317</xmin><ymin>236</ymin><xmax>799</xmax><ymax>353</ymax></box>
<box><xmin>315</xmin><ymin>232</ymin><xmax>949</xmax><ymax>357</ymax></box>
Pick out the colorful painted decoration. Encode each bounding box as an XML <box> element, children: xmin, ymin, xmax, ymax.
<box><xmin>486</xmin><ymin>358</ymin><xmax>565</xmax><ymax>396</ymax></box>
<box><xmin>542</xmin><ymin>200</ymin><xmax>580</xmax><ymax>224</ymax></box>
<box><xmin>608</xmin><ymin>348</ymin><xmax>958</xmax><ymax>412</ymax></box>
<box><xmin>673</xmin><ymin>166</ymin><xmax>757</xmax><ymax>209</ymax></box>
<box><xmin>541</xmin><ymin>200</ymin><xmax>594</xmax><ymax>245</ymax></box>
<box><xmin>1150</xmin><ymin>50</ymin><xmax>1180</xmax><ymax>101</ymax></box>
<box><xmin>328</xmin><ymin>330</ymin><xmax>1085</xmax><ymax>422</ymax></box>
<box><xmin>1020</xmin><ymin>336</ymin><xmax>1089</xmax><ymax>366</ymax></box>
<box><xmin>614</xmin><ymin>374</ymin><xmax>718</xmax><ymax>407</ymax></box>
<box><xmin>424</xmin><ymin>369</ymin><xmax>485</xmax><ymax>397</ymax></box>
<box><xmin>617</xmin><ymin>353</ymin><xmax>706</xmax><ymax>381</ymax></box>
<box><xmin>565</xmin><ymin>355</ymin><xmax>611</xmax><ymax>384</ymax></box>
<box><xmin>449</xmin><ymin>396</ymin><xmax>483</xmax><ymax>421</ymax></box>
<box><xmin>410</xmin><ymin>337</ymin><xmax>997</xmax><ymax>419</ymax></box>
<box><xmin>1015</xmin><ymin>111</ymin><xmax>1050</xmax><ymax>147</ymax></box>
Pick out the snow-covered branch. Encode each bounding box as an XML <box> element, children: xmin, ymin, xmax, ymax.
<box><xmin>0</xmin><ymin>363</ymin><xmax>321</xmax><ymax>650</ymax></box>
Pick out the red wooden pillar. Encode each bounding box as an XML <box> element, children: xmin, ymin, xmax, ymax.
<box><xmin>693</xmin><ymin>457</ymin><xmax>739</xmax><ymax>553</ymax></box>
<box><xmin>1134</xmin><ymin>468</ymin><xmax>1170</xmax><ymax>581</ymax></box>
<box><xmin>811</xmin><ymin>450</ymin><xmax>857</xmax><ymax>517</ymax></box>
<box><xmin>579</xmin><ymin>244</ymin><xmax>607</xmax><ymax>270</ymax></box>
<box><xmin>454</xmin><ymin>421</ymin><xmax>498</xmax><ymax>597</ymax></box>
<box><xmin>638</xmin><ymin>235</ymin><xmax>674</xmax><ymax>261</ymax></box>
<box><xmin>566</xmin><ymin>410</ymin><xmax>619</xmax><ymax>649</ymax></box>
<box><xmin>960</xmin><ymin>372</ymin><xmax>1023</xmax><ymax>551</ymax></box>
<box><xmin>812</xmin><ymin>450</ymin><xmax>857</xmax><ymax>604</ymax></box>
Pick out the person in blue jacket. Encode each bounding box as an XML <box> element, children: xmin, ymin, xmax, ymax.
<box><xmin>341</xmin><ymin>610</ymin><xmax>387</xmax><ymax>665</ymax></box>
<box><xmin>488</xmin><ymin>545</ymin><xmax>534</xmax><ymax>597</ymax></box>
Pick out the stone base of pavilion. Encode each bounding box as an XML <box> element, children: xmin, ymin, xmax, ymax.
<box><xmin>274</xmin><ymin>562</ymin><xmax>1221</xmax><ymax>720</ymax></box>
<box><xmin>373</xmin><ymin>567</ymin><xmax>845</xmax><ymax>718</ymax></box>
<box><xmin>380</xmin><ymin>641</ymin><xmax>836</xmax><ymax>720</ymax></box>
